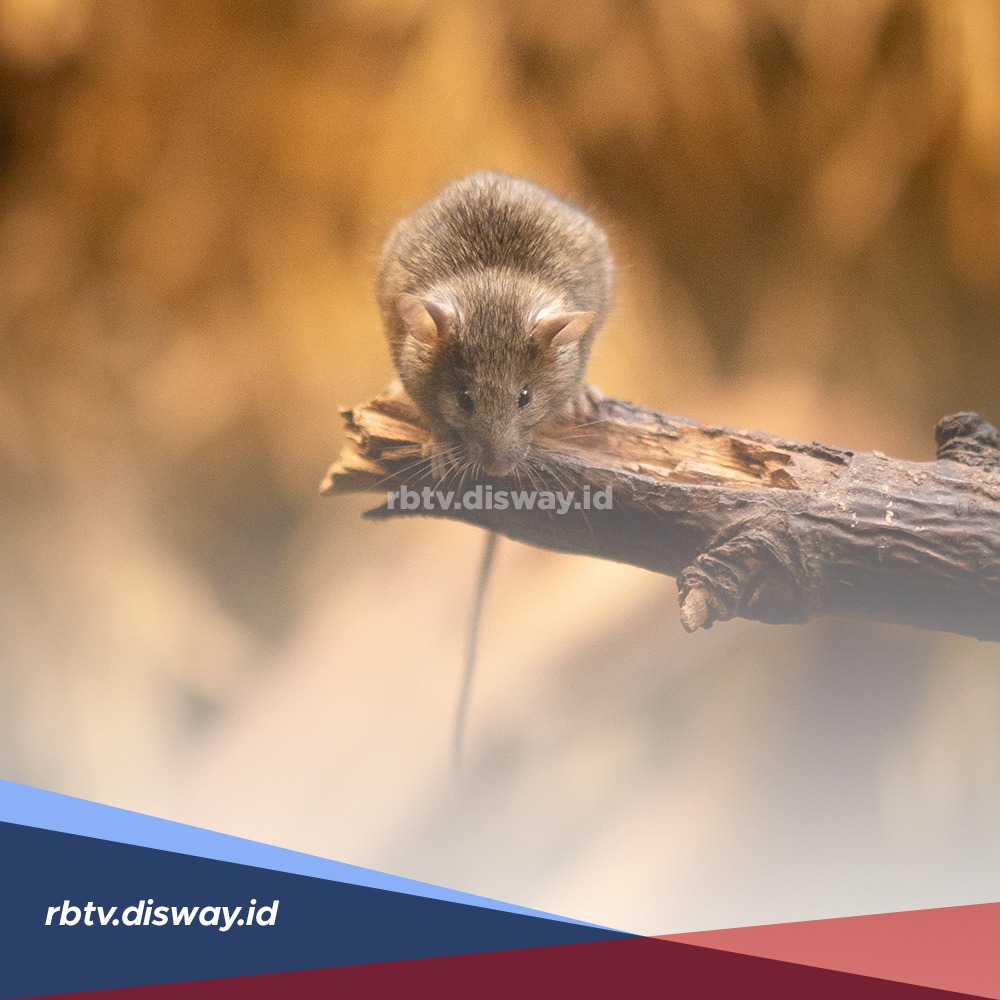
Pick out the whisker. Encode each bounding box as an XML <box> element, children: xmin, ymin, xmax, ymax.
<box><xmin>369</xmin><ymin>448</ymin><xmax>428</xmax><ymax>490</ymax></box>
<box><xmin>455</xmin><ymin>459</ymin><xmax>473</xmax><ymax>497</ymax></box>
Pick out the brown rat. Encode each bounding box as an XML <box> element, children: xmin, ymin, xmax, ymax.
<box><xmin>376</xmin><ymin>171</ymin><xmax>614</xmax><ymax>477</ymax></box>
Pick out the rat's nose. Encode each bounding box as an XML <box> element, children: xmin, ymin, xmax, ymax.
<box><xmin>483</xmin><ymin>460</ymin><xmax>515</xmax><ymax>477</ymax></box>
<box><xmin>480</xmin><ymin>440</ymin><xmax>522</xmax><ymax>477</ymax></box>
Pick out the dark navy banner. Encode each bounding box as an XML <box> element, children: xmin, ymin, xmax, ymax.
<box><xmin>0</xmin><ymin>820</ymin><xmax>630</xmax><ymax>998</ymax></box>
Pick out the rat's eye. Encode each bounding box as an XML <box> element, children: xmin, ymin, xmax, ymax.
<box><xmin>518</xmin><ymin>385</ymin><xmax>532</xmax><ymax>408</ymax></box>
<box><xmin>457</xmin><ymin>389</ymin><xmax>474</xmax><ymax>413</ymax></box>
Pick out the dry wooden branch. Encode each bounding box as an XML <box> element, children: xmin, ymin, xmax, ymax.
<box><xmin>321</xmin><ymin>392</ymin><xmax>1000</xmax><ymax>642</ymax></box>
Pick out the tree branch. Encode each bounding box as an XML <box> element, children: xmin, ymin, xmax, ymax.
<box><xmin>321</xmin><ymin>391</ymin><xmax>1000</xmax><ymax>642</ymax></box>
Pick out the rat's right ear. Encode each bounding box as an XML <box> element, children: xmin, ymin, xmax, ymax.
<box><xmin>397</xmin><ymin>294</ymin><xmax>456</xmax><ymax>346</ymax></box>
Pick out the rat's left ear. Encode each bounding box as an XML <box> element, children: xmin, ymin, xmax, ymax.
<box><xmin>531</xmin><ymin>310</ymin><xmax>596</xmax><ymax>349</ymax></box>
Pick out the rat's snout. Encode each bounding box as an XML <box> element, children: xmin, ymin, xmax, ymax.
<box><xmin>477</xmin><ymin>434</ymin><xmax>525</xmax><ymax>477</ymax></box>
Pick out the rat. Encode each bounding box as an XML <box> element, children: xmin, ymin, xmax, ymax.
<box><xmin>376</xmin><ymin>170</ymin><xmax>614</xmax><ymax>478</ymax></box>
<box><xmin>375</xmin><ymin>171</ymin><xmax>614</xmax><ymax>774</ymax></box>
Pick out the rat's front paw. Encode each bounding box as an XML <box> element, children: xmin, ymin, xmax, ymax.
<box><xmin>561</xmin><ymin>383</ymin><xmax>605</xmax><ymax>424</ymax></box>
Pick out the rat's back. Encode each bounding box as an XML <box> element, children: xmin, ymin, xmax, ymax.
<box><xmin>377</xmin><ymin>172</ymin><xmax>612</xmax><ymax>322</ymax></box>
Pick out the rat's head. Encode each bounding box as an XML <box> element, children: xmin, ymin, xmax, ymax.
<box><xmin>395</xmin><ymin>272</ymin><xmax>596</xmax><ymax>476</ymax></box>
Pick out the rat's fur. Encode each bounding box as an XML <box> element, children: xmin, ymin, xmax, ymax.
<box><xmin>376</xmin><ymin>171</ymin><xmax>613</xmax><ymax>476</ymax></box>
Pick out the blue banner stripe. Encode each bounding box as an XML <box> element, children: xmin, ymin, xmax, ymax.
<box><xmin>0</xmin><ymin>780</ymin><xmax>596</xmax><ymax>925</ymax></box>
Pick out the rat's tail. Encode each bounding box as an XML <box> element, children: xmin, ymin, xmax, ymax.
<box><xmin>452</xmin><ymin>529</ymin><xmax>499</xmax><ymax>777</ymax></box>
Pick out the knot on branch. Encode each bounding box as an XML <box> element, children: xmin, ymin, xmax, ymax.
<box><xmin>676</xmin><ymin>526</ymin><xmax>809</xmax><ymax>632</ymax></box>
<box><xmin>935</xmin><ymin>412</ymin><xmax>1000</xmax><ymax>467</ymax></box>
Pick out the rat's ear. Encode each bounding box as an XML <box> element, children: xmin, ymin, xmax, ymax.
<box><xmin>531</xmin><ymin>310</ymin><xmax>596</xmax><ymax>349</ymax></box>
<box><xmin>397</xmin><ymin>293</ymin><xmax>456</xmax><ymax>346</ymax></box>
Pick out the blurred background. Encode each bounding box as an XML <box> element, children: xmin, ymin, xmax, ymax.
<box><xmin>2</xmin><ymin>0</ymin><xmax>999</xmax><ymax>934</ymax></box>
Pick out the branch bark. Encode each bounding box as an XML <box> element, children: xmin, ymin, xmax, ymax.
<box><xmin>321</xmin><ymin>392</ymin><xmax>1000</xmax><ymax>642</ymax></box>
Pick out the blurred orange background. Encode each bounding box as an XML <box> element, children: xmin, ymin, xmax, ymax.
<box><xmin>1</xmin><ymin>0</ymin><xmax>999</xmax><ymax>933</ymax></box>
